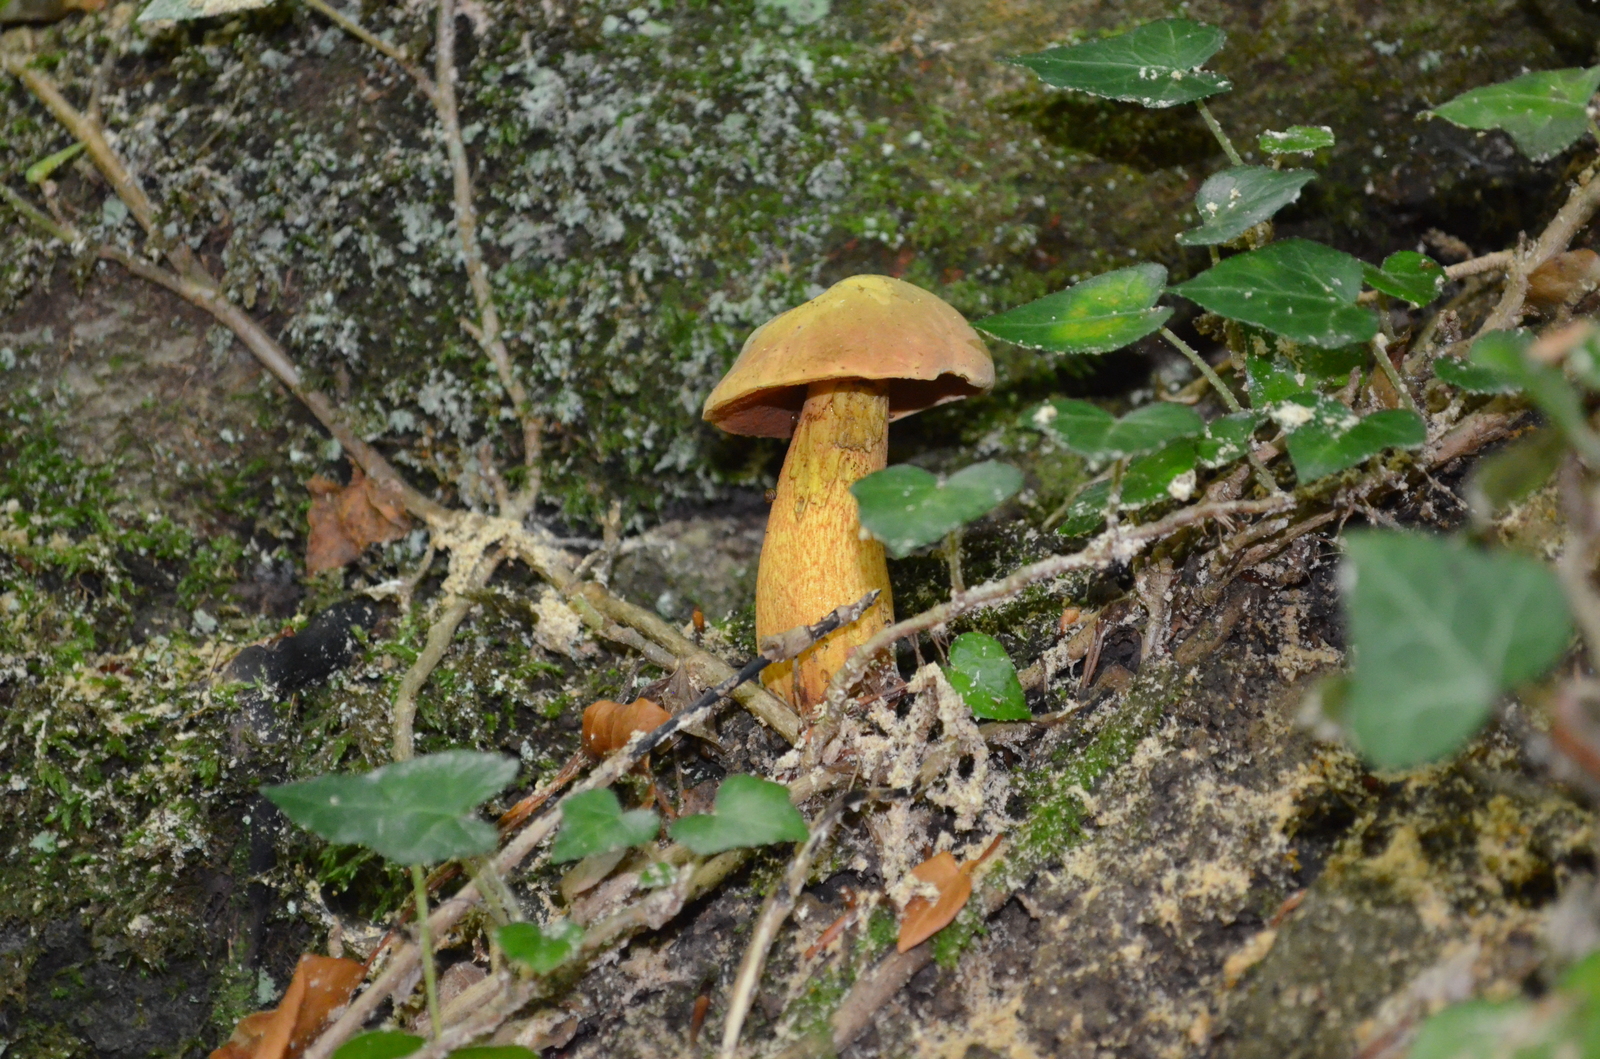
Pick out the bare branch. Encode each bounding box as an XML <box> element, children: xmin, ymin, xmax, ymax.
<box><xmin>300</xmin><ymin>0</ymin><xmax>438</xmax><ymax>99</ymax></box>
<box><xmin>1480</xmin><ymin>165</ymin><xmax>1600</xmax><ymax>333</ymax></box>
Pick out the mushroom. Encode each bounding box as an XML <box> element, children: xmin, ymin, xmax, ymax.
<box><xmin>702</xmin><ymin>275</ymin><xmax>994</xmax><ymax>712</ymax></box>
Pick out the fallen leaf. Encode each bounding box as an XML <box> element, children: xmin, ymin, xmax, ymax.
<box><xmin>305</xmin><ymin>466</ymin><xmax>410</xmax><ymax>573</ymax></box>
<box><xmin>210</xmin><ymin>954</ymin><xmax>367</xmax><ymax>1059</ymax></box>
<box><xmin>896</xmin><ymin>852</ymin><xmax>972</xmax><ymax>953</ymax></box>
<box><xmin>1528</xmin><ymin>249</ymin><xmax>1600</xmax><ymax>310</ymax></box>
<box><xmin>581</xmin><ymin>698</ymin><xmax>671</xmax><ymax>757</ymax></box>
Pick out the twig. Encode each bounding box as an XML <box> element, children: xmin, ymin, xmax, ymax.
<box><xmin>0</xmin><ymin>182</ymin><xmax>75</xmax><ymax>243</ymax></box>
<box><xmin>431</xmin><ymin>0</ymin><xmax>542</xmax><ymax>480</ymax></box>
<box><xmin>301</xmin><ymin>0</ymin><xmax>438</xmax><ymax>98</ymax></box>
<box><xmin>1446</xmin><ymin>250</ymin><xmax>1515</xmax><ymax>280</ymax></box>
<box><xmin>1480</xmin><ymin>166</ymin><xmax>1600</xmax><ymax>334</ymax></box>
<box><xmin>393</xmin><ymin>550</ymin><xmax>503</xmax><ymax>760</ymax></box>
<box><xmin>303</xmin><ymin>595</ymin><xmax>878</xmax><ymax>1059</ymax></box>
<box><xmin>574</xmin><ymin>582</ymin><xmax>804</xmax><ymax>745</ymax></box>
<box><xmin>3</xmin><ymin>56</ymin><xmax>206</xmax><ymax>284</ymax></box>
<box><xmin>1195</xmin><ymin>100</ymin><xmax>1243</xmax><ymax>167</ymax></box>
<box><xmin>1370</xmin><ymin>334</ymin><xmax>1422</xmax><ymax>416</ymax></box>
<box><xmin>819</xmin><ymin>496</ymin><xmax>1296</xmax><ymax>717</ymax></box>
<box><xmin>720</xmin><ymin>793</ymin><xmax>861</xmax><ymax>1059</ymax></box>
<box><xmin>411</xmin><ymin>864</ymin><xmax>443</xmax><ymax>1039</ymax></box>
<box><xmin>1160</xmin><ymin>328</ymin><xmax>1279</xmax><ymax>494</ymax></box>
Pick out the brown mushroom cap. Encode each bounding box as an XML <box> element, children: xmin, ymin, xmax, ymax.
<box><xmin>702</xmin><ymin>275</ymin><xmax>995</xmax><ymax>439</ymax></box>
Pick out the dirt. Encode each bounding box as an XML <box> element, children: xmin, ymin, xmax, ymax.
<box><xmin>2</xmin><ymin>0</ymin><xmax>1599</xmax><ymax>1056</ymax></box>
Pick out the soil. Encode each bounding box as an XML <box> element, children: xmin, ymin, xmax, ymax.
<box><xmin>2</xmin><ymin>1</ymin><xmax>1598</xmax><ymax>1057</ymax></box>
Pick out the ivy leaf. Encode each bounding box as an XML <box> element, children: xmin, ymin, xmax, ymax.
<box><xmin>1466</xmin><ymin>428</ymin><xmax>1564</xmax><ymax>524</ymax></box>
<box><xmin>1027</xmin><ymin>399</ymin><xmax>1203</xmax><ymax>460</ymax></box>
<box><xmin>1433</xmin><ymin>355</ymin><xmax>1518</xmax><ymax>394</ymax></box>
<box><xmin>1406</xmin><ymin>1000</ymin><xmax>1535</xmax><ymax>1059</ymax></box>
<box><xmin>1196</xmin><ymin>411</ymin><xmax>1264</xmax><ymax>468</ymax></box>
<box><xmin>497</xmin><ymin>920</ymin><xmax>584</xmax><ymax>974</ymax></box>
<box><xmin>1470</xmin><ymin>330</ymin><xmax>1600</xmax><ymax>464</ymax></box>
<box><xmin>549</xmin><ymin>788</ymin><xmax>660</xmax><ymax>865</ymax></box>
<box><xmin>1007</xmin><ymin>19</ymin><xmax>1231</xmax><ymax>109</ymax></box>
<box><xmin>1175</xmin><ymin>166</ymin><xmax>1316</xmax><ymax>246</ymax></box>
<box><xmin>945</xmin><ymin>632</ymin><xmax>1029</xmax><ymax>721</ymax></box>
<box><xmin>138</xmin><ymin>0</ymin><xmax>276</xmax><ymax>21</ymax></box>
<box><xmin>1258</xmin><ymin>125</ymin><xmax>1335</xmax><ymax>155</ymax></box>
<box><xmin>1341</xmin><ymin>532</ymin><xmax>1572</xmax><ymax>768</ymax></box>
<box><xmin>973</xmin><ymin>265</ymin><xmax>1173</xmax><ymax>354</ymax></box>
<box><xmin>1362</xmin><ymin>251</ymin><xmax>1447</xmax><ymax>306</ymax></box>
<box><xmin>1429</xmin><ymin>65</ymin><xmax>1600</xmax><ymax>161</ymax></box>
<box><xmin>331</xmin><ymin>1032</ymin><xmax>426</xmax><ymax>1059</ymax></box>
<box><xmin>1245</xmin><ymin>352</ymin><xmax>1314</xmax><ymax>405</ymax></box>
<box><xmin>262</xmin><ymin>751</ymin><xmax>518</xmax><ymax>865</ymax></box>
<box><xmin>1172</xmin><ymin>239</ymin><xmax>1378</xmax><ymax>348</ymax></box>
<box><xmin>1272</xmin><ymin>394</ymin><xmax>1425</xmax><ymax>481</ymax></box>
<box><xmin>852</xmin><ymin>462</ymin><xmax>1024</xmax><ymax>559</ymax></box>
<box><xmin>24</xmin><ymin>142</ymin><xmax>85</xmax><ymax>185</ymax></box>
<box><xmin>669</xmin><ymin>775</ymin><xmax>809</xmax><ymax>855</ymax></box>
<box><xmin>1120</xmin><ymin>439</ymin><xmax>1200</xmax><ymax>506</ymax></box>
<box><xmin>1055</xmin><ymin>479</ymin><xmax>1112</xmax><ymax>537</ymax></box>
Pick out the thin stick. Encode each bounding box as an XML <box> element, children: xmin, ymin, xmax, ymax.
<box><xmin>1370</xmin><ymin>335</ymin><xmax>1422</xmax><ymax>416</ymax></box>
<box><xmin>1480</xmin><ymin>167</ymin><xmax>1600</xmax><ymax>333</ymax></box>
<box><xmin>1195</xmin><ymin>100</ymin><xmax>1244</xmax><ymax>167</ymax></box>
<box><xmin>720</xmin><ymin>793</ymin><xmax>860</xmax><ymax>1059</ymax></box>
<box><xmin>301</xmin><ymin>0</ymin><xmax>438</xmax><ymax>98</ymax></box>
<box><xmin>943</xmin><ymin>528</ymin><xmax>965</xmax><ymax>595</ymax></box>
<box><xmin>1161</xmin><ymin>328</ymin><xmax>1279</xmax><ymax>494</ymax></box>
<box><xmin>1161</xmin><ymin>327</ymin><xmax>1241</xmax><ymax>413</ymax></box>
<box><xmin>412</xmin><ymin>864</ymin><xmax>443</xmax><ymax>1039</ymax></box>
<box><xmin>820</xmin><ymin>495</ymin><xmax>1296</xmax><ymax>715</ymax></box>
<box><xmin>432</xmin><ymin>0</ymin><xmax>542</xmax><ymax>478</ymax></box>
<box><xmin>0</xmin><ymin>183</ymin><xmax>75</xmax><ymax>243</ymax></box>
<box><xmin>3</xmin><ymin>57</ymin><xmax>206</xmax><ymax>284</ymax></box>
<box><xmin>303</xmin><ymin>595</ymin><xmax>879</xmax><ymax>1059</ymax></box>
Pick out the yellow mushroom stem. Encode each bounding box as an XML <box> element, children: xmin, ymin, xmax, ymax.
<box><xmin>756</xmin><ymin>378</ymin><xmax>896</xmax><ymax>714</ymax></box>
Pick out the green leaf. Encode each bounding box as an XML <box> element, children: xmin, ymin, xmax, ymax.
<box><xmin>332</xmin><ymin>1033</ymin><xmax>426</xmax><ymax>1059</ymax></box>
<box><xmin>1055</xmin><ymin>479</ymin><xmax>1112</xmax><ymax>537</ymax></box>
<box><xmin>973</xmin><ymin>265</ymin><xmax>1173</xmax><ymax>354</ymax></box>
<box><xmin>945</xmin><ymin>632</ymin><xmax>1029</xmax><ymax>721</ymax></box>
<box><xmin>1465</xmin><ymin>428</ymin><xmax>1563</xmax><ymax>523</ymax></box>
<box><xmin>1433</xmin><ymin>355</ymin><xmax>1518</xmax><ymax>394</ymax></box>
<box><xmin>1174</xmin><ymin>239</ymin><xmax>1377</xmax><ymax>348</ymax></box>
<box><xmin>497</xmin><ymin>920</ymin><xmax>584</xmax><ymax>974</ymax></box>
<box><xmin>448</xmin><ymin>1049</ymin><xmax>538</xmax><ymax>1059</ymax></box>
<box><xmin>1407</xmin><ymin>1000</ymin><xmax>1535</xmax><ymax>1059</ymax></box>
<box><xmin>668</xmin><ymin>775</ymin><xmax>808</xmax><ymax>855</ymax></box>
<box><xmin>24</xmin><ymin>142</ymin><xmax>84</xmax><ymax>185</ymax></box>
<box><xmin>1470</xmin><ymin>330</ymin><xmax>1600</xmax><ymax>464</ymax></box>
<box><xmin>1274</xmin><ymin>394</ymin><xmax>1425</xmax><ymax>480</ymax></box>
<box><xmin>1120</xmin><ymin>440</ymin><xmax>1199</xmax><ymax>506</ymax></box>
<box><xmin>1341</xmin><ymin>532</ymin><xmax>1572</xmax><ymax>768</ymax></box>
<box><xmin>1028</xmin><ymin>399</ymin><xmax>1203</xmax><ymax>460</ymax></box>
<box><xmin>1257</xmin><ymin>125</ymin><xmax>1335</xmax><ymax>155</ymax></box>
<box><xmin>852</xmin><ymin>462</ymin><xmax>1024</xmax><ymax>559</ymax></box>
<box><xmin>1429</xmin><ymin>65</ymin><xmax>1600</xmax><ymax>161</ymax></box>
<box><xmin>549</xmin><ymin>788</ymin><xmax>659</xmax><ymax>865</ymax></box>
<box><xmin>1245</xmin><ymin>353</ymin><xmax>1314</xmax><ymax>405</ymax></box>
<box><xmin>262</xmin><ymin>751</ymin><xmax>518</xmax><ymax>865</ymax></box>
<box><xmin>637</xmin><ymin>861</ymin><xmax>678</xmax><ymax>889</ymax></box>
<box><xmin>1362</xmin><ymin>251</ymin><xmax>1447</xmax><ymax>306</ymax></box>
<box><xmin>1175</xmin><ymin>166</ymin><xmax>1316</xmax><ymax>246</ymax></box>
<box><xmin>1007</xmin><ymin>19</ymin><xmax>1231</xmax><ymax>109</ymax></box>
<box><xmin>1196</xmin><ymin>411</ymin><xmax>1264</xmax><ymax>468</ymax></box>
<box><xmin>138</xmin><ymin>0</ymin><xmax>276</xmax><ymax>20</ymax></box>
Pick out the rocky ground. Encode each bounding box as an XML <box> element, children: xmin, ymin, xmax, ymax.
<box><xmin>2</xmin><ymin>1</ymin><xmax>1598</xmax><ymax>1057</ymax></box>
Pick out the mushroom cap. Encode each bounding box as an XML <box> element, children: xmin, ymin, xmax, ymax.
<box><xmin>702</xmin><ymin>275</ymin><xmax>995</xmax><ymax>439</ymax></box>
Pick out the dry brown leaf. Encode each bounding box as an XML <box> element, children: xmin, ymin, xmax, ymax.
<box><xmin>1528</xmin><ymin>249</ymin><xmax>1600</xmax><ymax>310</ymax></box>
<box><xmin>896</xmin><ymin>851</ymin><xmax>972</xmax><ymax>953</ymax></box>
<box><xmin>209</xmin><ymin>954</ymin><xmax>366</xmax><ymax>1059</ymax></box>
<box><xmin>581</xmin><ymin>697</ymin><xmax>671</xmax><ymax>757</ymax></box>
<box><xmin>305</xmin><ymin>466</ymin><xmax>410</xmax><ymax>573</ymax></box>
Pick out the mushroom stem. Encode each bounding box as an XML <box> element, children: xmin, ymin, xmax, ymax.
<box><xmin>756</xmin><ymin>379</ymin><xmax>895</xmax><ymax>713</ymax></box>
